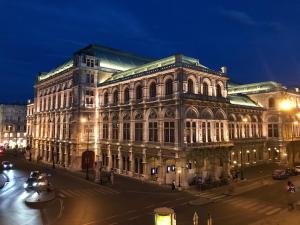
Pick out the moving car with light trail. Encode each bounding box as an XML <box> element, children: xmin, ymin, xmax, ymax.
<box><xmin>1</xmin><ymin>161</ymin><xmax>13</xmax><ymax>169</ymax></box>
<box><xmin>23</xmin><ymin>177</ymin><xmax>38</xmax><ymax>190</ymax></box>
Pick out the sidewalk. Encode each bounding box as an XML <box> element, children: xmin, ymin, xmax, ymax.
<box><xmin>249</xmin><ymin>209</ymin><xmax>300</xmax><ymax>225</ymax></box>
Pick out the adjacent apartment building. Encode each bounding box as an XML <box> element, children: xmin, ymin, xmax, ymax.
<box><xmin>0</xmin><ymin>104</ymin><xmax>27</xmax><ymax>148</ymax></box>
<box><xmin>27</xmin><ymin>44</ymin><xmax>272</xmax><ymax>187</ymax></box>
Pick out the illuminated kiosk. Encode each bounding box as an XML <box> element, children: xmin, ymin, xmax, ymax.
<box><xmin>154</xmin><ymin>207</ymin><xmax>176</xmax><ymax>225</ymax></box>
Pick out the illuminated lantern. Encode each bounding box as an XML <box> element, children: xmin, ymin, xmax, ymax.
<box><xmin>154</xmin><ymin>207</ymin><xmax>176</xmax><ymax>225</ymax></box>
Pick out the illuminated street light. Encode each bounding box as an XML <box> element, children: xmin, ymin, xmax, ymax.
<box><xmin>154</xmin><ymin>207</ymin><xmax>176</xmax><ymax>225</ymax></box>
<box><xmin>177</xmin><ymin>168</ymin><xmax>181</xmax><ymax>188</ymax></box>
<box><xmin>279</xmin><ymin>99</ymin><xmax>294</xmax><ymax>111</ymax></box>
<box><xmin>294</xmin><ymin>121</ymin><xmax>299</xmax><ymax>125</ymax></box>
<box><xmin>297</xmin><ymin>113</ymin><xmax>300</xmax><ymax>118</ymax></box>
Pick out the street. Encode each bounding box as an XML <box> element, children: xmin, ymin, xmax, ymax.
<box><xmin>1</xmin><ymin>153</ymin><xmax>300</xmax><ymax>225</ymax></box>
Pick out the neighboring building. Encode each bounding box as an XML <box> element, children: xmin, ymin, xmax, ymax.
<box><xmin>228</xmin><ymin>81</ymin><xmax>300</xmax><ymax>166</ymax></box>
<box><xmin>28</xmin><ymin>44</ymin><xmax>267</xmax><ymax>187</ymax></box>
<box><xmin>0</xmin><ymin>104</ymin><xmax>27</xmax><ymax>148</ymax></box>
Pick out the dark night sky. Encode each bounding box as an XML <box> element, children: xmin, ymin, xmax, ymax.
<box><xmin>1</xmin><ymin>0</ymin><xmax>300</xmax><ymax>102</ymax></box>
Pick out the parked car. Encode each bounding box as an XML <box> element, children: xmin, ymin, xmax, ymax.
<box><xmin>2</xmin><ymin>161</ymin><xmax>13</xmax><ymax>170</ymax></box>
<box><xmin>272</xmin><ymin>169</ymin><xmax>289</xmax><ymax>180</ymax></box>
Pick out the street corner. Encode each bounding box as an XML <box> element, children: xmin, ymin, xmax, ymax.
<box><xmin>24</xmin><ymin>191</ymin><xmax>56</xmax><ymax>207</ymax></box>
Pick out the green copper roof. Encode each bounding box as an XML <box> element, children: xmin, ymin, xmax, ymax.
<box><xmin>107</xmin><ymin>54</ymin><xmax>207</xmax><ymax>81</ymax></box>
<box><xmin>228</xmin><ymin>94</ymin><xmax>261</xmax><ymax>108</ymax></box>
<box><xmin>76</xmin><ymin>44</ymin><xmax>154</xmax><ymax>71</ymax></box>
<box><xmin>38</xmin><ymin>60</ymin><xmax>73</xmax><ymax>81</ymax></box>
<box><xmin>228</xmin><ymin>81</ymin><xmax>284</xmax><ymax>95</ymax></box>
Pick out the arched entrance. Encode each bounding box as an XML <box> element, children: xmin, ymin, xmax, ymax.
<box><xmin>81</xmin><ymin>150</ymin><xmax>95</xmax><ymax>170</ymax></box>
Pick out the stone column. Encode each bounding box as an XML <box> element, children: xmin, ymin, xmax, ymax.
<box><xmin>107</xmin><ymin>144</ymin><xmax>112</xmax><ymax>170</ymax></box>
<box><xmin>142</xmin><ymin>148</ymin><xmax>148</xmax><ymax>179</ymax></box>
<box><xmin>117</xmin><ymin>146</ymin><xmax>122</xmax><ymax>174</ymax></box>
<box><xmin>128</xmin><ymin>147</ymin><xmax>134</xmax><ymax>176</ymax></box>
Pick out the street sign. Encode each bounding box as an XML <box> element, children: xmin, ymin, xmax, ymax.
<box><xmin>193</xmin><ymin>212</ymin><xmax>199</xmax><ymax>225</ymax></box>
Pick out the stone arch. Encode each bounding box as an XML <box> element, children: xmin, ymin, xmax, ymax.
<box><xmin>200</xmin><ymin>108</ymin><xmax>214</xmax><ymax>120</ymax></box>
<box><xmin>146</xmin><ymin>108</ymin><xmax>159</xmax><ymax>119</ymax></box>
<box><xmin>185</xmin><ymin>107</ymin><xmax>199</xmax><ymax>119</ymax></box>
<box><xmin>215</xmin><ymin>109</ymin><xmax>227</xmax><ymax>120</ymax></box>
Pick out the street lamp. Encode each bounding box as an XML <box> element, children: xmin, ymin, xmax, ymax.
<box><xmin>279</xmin><ymin>99</ymin><xmax>294</xmax><ymax>111</ymax></box>
<box><xmin>177</xmin><ymin>168</ymin><xmax>181</xmax><ymax>188</ymax></box>
<box><xmin>81</xmin><ymin>116</ymin><xmax>90</xmax><ymax>180</ymax></box>
<box><xmin>240</xmin><ymin>117</ymin><xmax>248</xmax><ymax>180</ymax></box>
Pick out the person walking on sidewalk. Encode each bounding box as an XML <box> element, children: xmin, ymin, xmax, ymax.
<box><xmin>171</xmin><ymin>180</ymin><xmax>176</xmax><ymax>190</ymax></box>
<box><xmin>110</xmin><ymin>168</ymin><xmax>114</xmax><ymax>185</ymax></box>
<box><xmin>287</xmin><ymin>180</ymin><xmax>296</xmax><ymax>210</ymax></box>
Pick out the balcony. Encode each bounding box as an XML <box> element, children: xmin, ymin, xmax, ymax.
<box><xmin>186</xmin><ymin>141</ymin><xmax>234</xmax><ymax>149</ymax></box>
<box><xmin>181</xmin><ymin>93</ymin><xmax>229</xmax><ymax>103</ymax></box>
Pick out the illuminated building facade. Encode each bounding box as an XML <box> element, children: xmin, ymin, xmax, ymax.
<box><xmin>0</xmin><ymin>104</ymin><xmax>27</xmax><ymax>148</ymax></box>
<box><xmin>28</xmin><ymin>44</ymin><xmax>267</xmax><ymax>187</ymax></box>
<box><xmin>228</xmin><ymin>82</ymin><xmax>300</xmax><ymax>166</ymax></box>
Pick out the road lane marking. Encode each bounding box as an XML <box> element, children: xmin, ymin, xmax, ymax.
<box><xmin>259</xmin><ymin>205</ymin><xmax>275</xmax><ymax>214</ymax></box>
<box><xmin>211</xmin><ymin>195</ymin><xmax>226</xmax><ymax>200</ymax></box>
<box><xmin>265</xmin><ymin>207</ymin><xmax>281</xmax><ymax>215</ymax></box>
<box><xmin>127</xmin><ymin>215</ymin><xmax>141</xmax><ymax>220</ymax></box>
<box><xmin>242</xmin><ymin>201</ymin><xmax>259</xmax><ymax>209</ymax></box>
<box><xmin>144</xmin><ymin>204</ymin><xmax>155</xmax><ymax>209</ymax></box>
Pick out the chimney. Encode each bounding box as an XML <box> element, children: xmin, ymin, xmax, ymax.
<box><xmin>221</xmin><ymin>66</ymin><xmax>227</xmax><ymax>74</ymax></box>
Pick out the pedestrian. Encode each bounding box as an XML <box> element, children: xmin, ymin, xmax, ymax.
<box><xmin>171</xmin><ymin>180</ymin><xmax>176</xmax><ymax>190</ymax></box>
<box><xmin>287</xmin><ymin>181</ymin><xmax>296</xmax><ymax>210</ymax></box>
<box><xmin>110</xmin><ymin>168</ymin><xmax>114</xmax><ymax>185</ymax></box>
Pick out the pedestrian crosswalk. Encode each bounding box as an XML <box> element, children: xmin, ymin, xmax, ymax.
<box><xmin>195</xmin><ymin>192</ymin><xmax>228</xmax><ymax>201</ymax></box>
<box><xmin>58</xmin><ymin>187</ymin><xmax>120</xmax><ymax>198</ymax></box>
<box><xmin>221</xmin><ymin>196</ymin><xmax>284</xmax><ymax>216</ymax></box>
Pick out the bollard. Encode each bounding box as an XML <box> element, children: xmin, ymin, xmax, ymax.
<box><xmin>207</xmin><ymin>213</ymin><xmax>212</xmax><ymax>225</ymax></box>
<box><xmin>154</xmin><ymin>207</ymin><xmax>176</xmax><ymax>225</ymax></box>
<box><xmin>193</xmin><ymin>212</ymin><xmax>199</xmax><ymax>225</ymax></box>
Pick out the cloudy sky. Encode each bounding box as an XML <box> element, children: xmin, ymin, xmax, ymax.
<box><xmin>1</xmin><ymin>0</ymin><xmax>300</xmax><ymax>102</ymax></box>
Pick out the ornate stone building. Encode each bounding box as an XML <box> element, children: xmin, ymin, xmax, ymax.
<box><xmin>0</xmin><ymin>104</ymin><xmax>27</xmax><ymax>148</ymax></box>
<box><xmin>28</xmin><ymin>44</ymin><xmax>267</xmax><ymax>187</ymax></box>
<box><xmin>228</xmin><ymin>81</ymin><xmax>300</xmax><ymax>166</ymax></box>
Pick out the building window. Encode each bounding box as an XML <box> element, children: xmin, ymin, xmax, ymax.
<box><xmin>216</xmin><ymin>122</ymin><xmax>220</xmax><ymax>141</ymax></box>
<box><xmin>203</xmin><ymin>82</ymin><xmax>209</xmax><ymax>96</ymax></box>
<box><xmin>112</xmin><ymin>122</ymin><xmax>119</xmax><ymax>140</ymax></box>
<box><xmin>123</xmin><ymin>122</ymin><xmax>130</xmax><ymax>141</ymax></box>
<box><xmin>124</xmin><ymin>87</ymin><xmax>130</xmax><ymax>103</ymax></box>
<box><xmin>149</xmin><ymin>121</ymin><xmax>158</xmax><ymax>142</ymax></box>
<box><xmin>149</xmin><ymin>82</ymin><xmax>156</xmax><ymax>98</ymax></box>
<box><xmin>103</xmin><ymin>123</ymin><xmax>108</xmax><ymax>139</ymax></box>
<box><xmin>164</xmin><ymin>122</ymin><xmax>175</xmax><ymax>143</ymax></box>
<box><xmin>135</xmin><ymin>123</ymin><xmax>143</xmax><ymax>141</ymax></box>
<box><xmin>188</xmin><ymin>79</ymin><xmax>194</xmax><ymax>93</ymax></box>
<box><xmin>229</xmin><ymin>123</ymin><xmax>235</xmax><ymax>139</ymax></box>
<box><xmin>252</xmin><ymin>123</ymin><xmax>257</xmax><ymax>137</ymax></box>
<box><xmin>207</xmin><ymin>122</ymin><xmax>211</xmax><ymax>142</ymax></box>
<box><xmin>269</xmin><ymin>98</ymin><xmax>275</xmax><ymax>108</ymax></box>
<box><xmin>202</xmin><ymin>122</ymin><xmax>206</xmax><ymax>142</ymax></box>
<box><xmin>113</xmin><ymin>90</ymin><xmax>118</xmax><ymax>105</ymax></box>
<box><xmin>136</xmin><ymin>85</ymin><xmax>143</xmax><ymax>100</ymax></box>
<box><xmin>165</xmin><ymin>79</ymin><xmax>173</xmax><ymax>96</ymax></box>
<box><xmin>268</xmin><ymin>124</ymin><xmax>279</xmax><ymax>137</ymax></box>
<box><xmin>104</xmin><ymin>92</ymin><xmax>109</xmax><ymax>106</ymax></box>
<box><xmin>244</xmin><ymin>124</ymin><xmax>250</xmax><ymax>138</ymax></box>
<box><xmin>216</xmin><ymin>84</ymin><xmax>222</xmax><ymax>97</ymax></box>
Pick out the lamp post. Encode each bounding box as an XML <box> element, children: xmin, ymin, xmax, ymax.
<box><xmin>81</xmin><ymin>116</ymin><xmax>90</xmax><ymax>180</ymax></box>
<box><xmin>177</xmin><ymin>168</ymin><xmax>181</xmax><ymax>188</ymax></box>
<box><xmin>240</xmin><ymin>118</ymin><xmax>248</xmax><ymax>180</ymax></box>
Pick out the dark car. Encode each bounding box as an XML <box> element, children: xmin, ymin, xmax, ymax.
<box><xmin>2</xmin><ymin>161</ymin><xmax>13</xmax><ymax>170</ymax></box>
<box><xmin>29</xmin><ymin>171</ymin><xmax>40</xmax><ymax>179</ymax></box>
<box><xmin>23</xmin><ymin>177</ymin><xmax>38</xmax><ymax>190</ymax></box>
<box><xmin>272</xmin><ymin>169</ymin><xmax>289</xmax><ymax>180</ymax></box>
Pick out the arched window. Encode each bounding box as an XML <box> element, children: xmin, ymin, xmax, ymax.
<box><xmin>123</xmin><ymin>114</ymin><xmax>130</xmax><ymax>141</ymax></box>
<box><xmin>104</xmin><ymin>92</ymin><xmax>108</xmax><ymax>106</ymax></box>
<box><xmin>216</xmin><ymin>84</ymin><xmax>222</xmax><ymax>97</ymax></box>
<box><xmin>165</xmin><ymin>79</ymin><xmax>173</xmax><ymax>95</ymax></box>
<box><xmin>112</xmin><ymin>114</ymin><xmax>119</xmax><ymax>140</ymax></box>
<box><xmin>135</xmin><ymin>112</ymin><xmax>143</xmax><ymax>142</ymax></box>
<box><xmin>148</xmin><ymin>111</ymin><xmax>158</xmax><ymax>142</ymax></box>
<box><xmin>164</xmin><ymin>110</ymin><xmax>175</xmax><ymax>143</ymax></box>
<box><xmin>113</xmin><ymin>90</ymin><xmax>118</xmax><ymax>105</ymax></box>
<box><xmin>188</xmin><ymin>79</ymin><xmax>194</xmax><ymax>93</ymax></box>
<box><xmin>149</xmin><ymin>82</ymin><xmax>156</xmax><ymax>98</ymax></box>
<box><xmin>269</xmin><ymin>98</ymin><xmax>275</xmax><ymax>108</ymax></box>
<box><xmin>136</xmin><ymin>85</ymin><xmax>143</xmax><ymax>100</ymax></box>
<box><xmin>203</xmin><ymin>82</ymin><xmax>209</xmax><ymax>96</ymax></box>
<box><xmin>124</xmin><ymin>87</ymin><xmax>130</xmax><ymax>103</ymax></box>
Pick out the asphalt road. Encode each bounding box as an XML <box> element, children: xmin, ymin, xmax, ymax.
<box><xmin>1</xmin><ymin>152</ymin><xmax>300</xmax><ymax>225</ymax></box>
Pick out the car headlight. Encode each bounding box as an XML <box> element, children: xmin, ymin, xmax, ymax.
<box><xmin>33</xmin><ymin>182</ymin><xmax>37</xmax><ymax>187</ymax></box>
<box><xmin>9</xmin><ymin>164</ymin><xmax>13</xmax><ymax>167</ymax></box>
<box><xmin>3</xmin><ymin>165</ymin><xmax>7</xmax><ymax>168</ymax></box>
<box><xmin>23</xmin><ymin>183</ymin><xmax>28</xmax><ymax>188</ymax></box>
